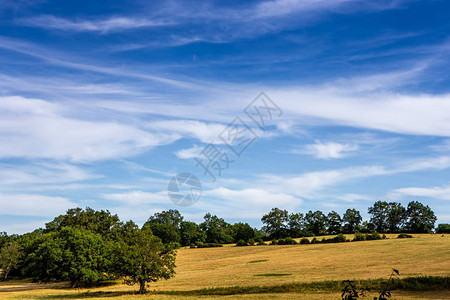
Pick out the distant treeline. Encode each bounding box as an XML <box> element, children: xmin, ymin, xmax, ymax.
<box><xmin>0</xmin><ymin>201</ymin><xmax>449</xmax><ymax>290</ymax></box>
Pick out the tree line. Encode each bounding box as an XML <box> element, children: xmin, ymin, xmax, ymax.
<box><xmin>0</xmin><ymin>200</ymin><xmax>448</xmax><ymax>292</ymax></box>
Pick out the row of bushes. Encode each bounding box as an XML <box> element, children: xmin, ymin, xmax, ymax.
<box><xmin>233</xmin><ymin>232</ymin><xmax>414</xmax><ymax>247</ymax></box>
<box><xmin>190</xmin><ymin>242</ymin><xmax>223</xmax><ymax>248</ymax></box>
<box><xmin>236</xmin><ymin>238</ymin><xmax>266</xmax><ymax>246</ymax></box>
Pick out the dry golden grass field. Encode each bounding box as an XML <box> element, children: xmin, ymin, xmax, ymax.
<box><xmin>0</xmin><ymin>234</ymin><xmax>449</xmax><ymax>299</ymax></box>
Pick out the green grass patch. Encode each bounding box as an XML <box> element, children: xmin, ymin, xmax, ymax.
<box><xmin>247</xmin><ymin>259</ymin><xmax>268</xmax><ymax>264</ymax></box>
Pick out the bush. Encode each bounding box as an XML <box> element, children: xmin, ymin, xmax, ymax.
<box><xmin>334</xmin><ymin>233</ymin><xmax>347</xmax><ymax>243</ymax></box>
<box><xmin>353</xmin><ymin>232</ymin><xmax>365</xmax><ymax>241</ymax></box>
<box><xmin>256</xmin><ymin>238</ymin><xmax>265</xmax><ymax>245</ymax></box>
<box><xmin>382</xmin><ymin>234</ymin><xmax>387</xmax><ymax>239</ymax></box>
<box><xmin>169</xmin><ymin>242</ymin><xmax>181</xmax><ymax>249</ymax></box>
<box><xmin>398</xmin><ymin>233</ymin><xmax>413</xmax><ymax>239</ymax></box>
<box><xmin>190</xmin><ymin>244</ymin><xmax>196</xmax><ymax>248</ymax></box>
<box><xmin>236</xmin><ymin>239</ymin><xmax>248</xmax><ymax>246</ymax></box>
<box><xmin>196</xmin><ymin>241</ymin><xmax>204</xmax><ymax>248</ymax></box>
<box><xmin>365</xmin><ymin>232</ymin><xmax>382</xmax><ymax>240</ymax></box>
<box><xmin>322</xmin><ymin>234</ymin><xmax>347</xmax><ymax>244</ymax></box>
<box><xmin>270</xmin><ymin>239</ymin><xmax>277</xmax><ymax>245</ymax></box>
<box><xmin>436</xmin><ymin>223</ymin><xmax>450</xmax><ymax>234</ymax></box>
<box><xmin>310</xmin><ymin>237</ymin><xmax>319</xmax><ymax>244</ymax></box>
<box><xmin>247</xmin><ymin>239</ymin><xmax>255</xmax><ymax>246</ymax></box>
<box><xmin>284</xmin><ymin>237</ymin><xmax>297</xmax><ymax>245</ymax></box>
<box><xmin>277</xmin><ymin>238</ymin><xmax>286</xmax><ymax>245</ymax></box>
<box><xmin>299</xmin><ymin>237</ymin><xmax>310</xmax><ymax>244</ymax></box>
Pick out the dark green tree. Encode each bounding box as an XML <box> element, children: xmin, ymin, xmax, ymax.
<box><xmin>261</xmin><ymin>208</ymin><xmax>289</xmax><ymax>239</ymax></box>
<box><xmin>111</xmin><ymin>225</ymin><xmax>176</xmax><ymax>294</ymax></box>
<box><xmin>368</xmin><ymin>201</ymin><xmax>390</xmax><ymax>233</ymax></box>
<box><xmin>305</xmin><ymin>210</ymin><xmax>327</xmax><ymax>236</ymax></box>
<box><xmin>327</xmin><ymin>211</ymin><xmax>342</xmax><ymax>235</ymax></box>
<box><xmin>143</xmin><ymin>210</ymin><xmax>185</xmax><ymax>244</ymax></box>
<box><xmin>288</xmin><ymin>213</ymin><xmax>305</xmax><ymax>237</ymax></box>
<box><xmin>45</xmin><ymin>207</ymin><xmax>121</xmax><ymax>237</ymax></box>
<box><xmin>179</xmin><ymin>221</ymin><xmax>206</xmax><ymax>246</ymax></box>
<box><xmin>200</xmin><ymin>213</ymin><xmax>233</xmax><ymax>243</ymax></box>
<box><xmin>436</xmin><ymin>223</ymin><xmax>450</xmax><ymax>234</ymax></box>
<box><xmin>405</xmin><ymin>201</ymin><xmax>436</xmax><ymax>233</ymax></box>
<box><xmin>146</xmin><ymin>210</ymin><xmax>184</xmax><ymax>228</ymax></box>
<box><xmin>230</xmin><ymin>222</ymin><xmax>255</xmax><ymax>242</ymax></box>
<box><xmin>343</xmin><ymin>209</ymin><xmax>362</xmax><ymax>234</ymax></box>
<box><xmin>24</xmin><ymin>226</ymin><xmax>109</xmax><ymax>287</ymax></box>
<box><xmin>386</xmin><ymin>202</ymin><xmax>406</xmax><ymax>233</ymax></box>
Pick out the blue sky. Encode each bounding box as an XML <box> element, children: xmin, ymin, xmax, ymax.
<box><xmin>1</xmin><ymin>0</ymin><xmax>450</xmax><ymax>233</ymax></box>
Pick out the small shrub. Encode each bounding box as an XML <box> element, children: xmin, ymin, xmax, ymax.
<box><xmin>299</xmin><ymin>237</ymin><xmax>310</xmax><ymax>244</ymax></box>
<box><xmin>247</xmin><ymin>239</ymin><xmax>255</xmax><ymax>246</ymax></box>
<box><xmin>286</xmin><ymin>237</ymin><xmax>297</xmax><ymax>245</ymax></box>
<box><xmin>256</xmin><ymin>238</ymin><xmax>265</xmax><ymax>245</ymax></box>
<box><xmin>353</xmin><ymin>232</ymin><xmax>366</xmax><ymax>241</ymax></box>
<box><xmin>196</xmin><ymin>241</ymin><xmax>204</xmax><ymax>248</ymax></box>
<box><xmin>236</xmin><ymin>239</ymin><xmax>248</xmax><ymax>246</ymax></box>
<box><xmin>365</xmin><ymin>231</ymin><xmax>382</xmax><ymax>240</ymax></box>
<box><xmin>277</xmin><ymin>238</ymin><xmax>286</xmax><ymax>245</ymax></box>
<box><xmin>190</xmin><ymin>244</ymin><xmax>196</xmax><ymax>248</ymax></box>
<box><xmin>398</xmin><ymin>233</ymin><xmax>413</xmax><ymax>239</ymax></box>
<box><xmin>335</xmin><ymin>233</ymin><xmax>347</xmax><ymax>243</ymax></box>
<box><xmin>322</xmin><ymin>234</ymin><xmax>347</xmax><ymax>244</ymax></box>
<box><xmin>310</xmin><ymin>237</ymin><xmax>319</xmax><ymax>244</ymax></box>
<box><xmin>270</xmin><ymin>239</ymin><xmax>277</xmax><ymax>245</ymax></box>
<box><xmin>382</xmin><ymin>234</ymin><xmax>387</xmax><ymax>239</ymax></box>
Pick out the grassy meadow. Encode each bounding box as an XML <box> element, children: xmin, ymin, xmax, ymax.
<box><xmin>1</xmin><ymin>234</ymin><xmax>449</xmax><ymax>299</ymax></box>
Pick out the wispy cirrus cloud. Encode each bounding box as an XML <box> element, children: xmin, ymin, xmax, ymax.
<box><xmin>389</xmin><ymin>183</ymin><xmax>450</xmax><ymax>201</ymax></box>
<box><xmin>18</xmin><ymin>15</ymin><xmax>173</xmax><ymax>33</ymax></box>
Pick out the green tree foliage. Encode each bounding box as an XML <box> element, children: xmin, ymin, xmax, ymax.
<box><xmin>230</xmin><ymin>222</ymin><xmax>255</xmax><ymax>243</ymax></box>
<box><xmin>288</xmin><ymin>213</ymin><xmax>305</xmax><ymax>237</ymax></box>
<box><xmin>368</xmin><ymin>201</ymin><xmax>390</xmax><ymax>233</ymax></box>
<box><xmin>343</xmin><ymin>209</ymin><xmax>362</xmax><ymax>234</ymax></box>
<box><xmin>261</xmin><ymin>208</ymin><xmax>289</xmax><ymax>239</ymax></box>
<box><xmin>143</xmin><ymin>210</ymin><xmax>185</xmax><ymax>244</ymax></box>
<box><xmin>45</xmin><ymin>207</ymin><xmax>121</xmax><ymax>237</ymax></box>
<box><xmin>386</xmin><ymin>202</ymin><xmax>406</xmax><ymax>233</ymax></box>
<box><xmin>200</xmin><ymin>213</ymin><xmax>233</xmax><ymax>243</ymax></box>
<box><xmin>327</xmin><ymin>211</ymin><xmax>342</xmax><ymax>235</ymax></box>
<box><xmin>405</xmin><ymin>201</ymin><xmax>437</xmax><ymax>233</ymax></box>
<box><xmin>179</xmin><ymin>221</ymin><xmax>206</xmax><ymax>246</ymax></box>
<box><xmin>111</xmin><ymin>225</ymin><xmax>176</xmax><ymax>294</ymax></box>
<box><xmin>305</xmin><ymin>210</ymin><xmax>327</xmax><ymax>236</ymax></box>
<box><xmin>436</xmin><ymin>223</ymin><xmax>450</xmax><ymax>234</ymax></box>
<box><xmin>0</xmin><ymin>241</ymin><xmax>23</xmax><ymax>279</ymax></box>
<box><xmin>24</xmin><ymin>226</ymin><xmax>109</xmax><ymax>287</ymax></box>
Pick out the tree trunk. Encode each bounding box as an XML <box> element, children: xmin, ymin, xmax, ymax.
<box><xmin>139</xmin><ymin>280</ymin><xmax>146</xmax><ymax>294</ymax></box>
<box><xmin>4</xmin><ymin>261</ymin><xmax>12</xmax><ymax>279</ymax></box>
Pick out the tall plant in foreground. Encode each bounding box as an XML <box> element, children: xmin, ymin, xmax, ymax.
<box><xmin>341</xmin><ymin>269</ymin><xmax>399</xmax><ymax>300</ymax></box>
